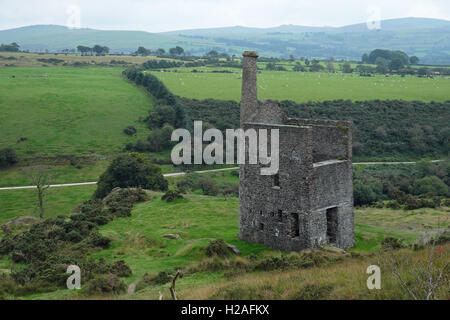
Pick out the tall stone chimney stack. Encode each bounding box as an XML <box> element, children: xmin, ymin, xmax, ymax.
<box><xmin>240</xmin><ymin>51</ymin><xmax>259</xmax><ymax>126</ymax></box>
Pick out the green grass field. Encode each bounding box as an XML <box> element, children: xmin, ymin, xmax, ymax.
<box><xmin>0</xmin><ymin>185</ymin><xmax>96</xmax><ymax>227</ymax></box>
<box><xmin>0</xmin><ymin>67</ymin><xmax>152</xmax><ymax>157</ymax></box>
<box><xmin>9</xmin><ymin>188</ymin><xmax>445</xmax><ymax>299</ymax></box>
<box><xmin>151</xmin><ymin>68</ymin><xmax>450</xmax><ymax>102</ymax></box>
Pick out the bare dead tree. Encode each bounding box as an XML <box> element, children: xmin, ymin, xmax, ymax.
<box><xmin>390</xmin><ymin>240</ymin><xmax>449</xmax><ymax>300</ymax></box>
<box><xmin>169</xmin><ymin>270</ymin><xmax>183</xmax><ymax>300</ymax></box>
<box><xmin>23</xmin><ymin>166</ymin><xmax>55</xmax><ymax>219</ymax></box>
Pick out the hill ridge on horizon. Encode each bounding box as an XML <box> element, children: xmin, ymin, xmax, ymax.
<box><xmin>1</xmin><ymin>17</ymin><xmax>450</xmax><ymax>64</ymax></box>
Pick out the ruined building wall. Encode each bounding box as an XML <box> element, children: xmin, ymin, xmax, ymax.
<box><xmin>238</xmin><ymin>51</ymin><xmax>354</xmax><ymax>251</ymax></box>
<box><xmin>286</xmin><ymin>118</ymin><xmax>353</xmax><ymax>162</ymax></box>
<box><xmin>239</xmin><ymin>123</ymin><xmax>314</xmax><ymax>251</ymax></box>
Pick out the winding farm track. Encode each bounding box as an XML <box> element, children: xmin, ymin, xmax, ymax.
<box><xmin>0</xmin><ymin>160</ymin><xmax>443</xmax><ymax>191</ymax></box>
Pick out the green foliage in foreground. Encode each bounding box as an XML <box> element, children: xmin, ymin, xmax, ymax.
<box><xmin>94</xmin><ymin>153</ymin><xmax>168</xmax><ymax>198</ymax></box>
<box><xmin>0</xmin><ymin>188</ymin><xmax>148</xmax><ymax>298</ymax></box>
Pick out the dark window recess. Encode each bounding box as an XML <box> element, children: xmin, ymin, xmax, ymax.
<box><xmin>278</xmin><ymin>210</ymin><xmax>283</xmax><ymax>222</ymax></box>
<box><xmin>259</xmin><ymin>223</ymin><xmax>264</xmax><ymax>231</ymax></box>
<box><xmin>326</xmin><ymin>207</ymin><xmax>338</xmax><ymax>245</ymax></box>
<box><xmin>274</xmin><ymin>173</ymin><xmax>280</xmax><ymax>187</ymax></box>
<box><xmin>291</xmin><ymin>213</ymin><xmax>299</xmax><ymax>237</ymax></box>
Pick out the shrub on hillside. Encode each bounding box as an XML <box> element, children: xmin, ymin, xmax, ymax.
<box><xmin>161</xmin><ymin>190</ymin><xmax>184</xmax><ymax>202</ymax></box>
<box><xmin>146</xmin><ymin>124</ymin><xmax>174</xmax><ymax>152</ymax></box>
<box><xmin>94</xmin><ymin>153</ymin><xmax>168</xmax><ymax>198</ymax></box>
<box><xmin>85</xmin><ymin>273</ymin><xmax>127</xmax><ymax>295</ymax></box>
<box><xmin>205</xmin><ymin>239</ymin><xmax>230</xmax><ymax>258</ymax></box>
<box><xmin>86</xmin><ymin>231</ymin><xmax>111</xmax><ymax>249</ymax></box>
<box><xmin>123</xmin><ymin>125</ymin><xmax>137</xmax><ymax>135</ymax></box>
<box><xmin>0</xmin><ymin>147</ymin><xmax>18</xmax><ymax>168</ymax></box>
<box><xmin>410</xmin><ymin>176</ymin><xmax>449</xmax><ymax>197</ymax></box>
<box><xmin>112</xmin><ymin>260</ymin><xmax>133</xmax><ymax>277</ymax></box>
<box><xmin>147</xmin><ymin>105</ymin><xmax>176</xmax><ymax>128</ymax></box>
<box><xmin>382</xmin><ymin>237</ymin><xmax>404</xmax><ymax>250</ymax></box>
<box><xmin>198</xmin><ymin>177</ymin><xmax>219</xmax><ymax>196</ymax></box>
<box><xmin>135</xmin><ymin>270</ymin><xmax>174</xmax><ymax>291</ymax></box>
<box><xmin>291</xmin><ymin>282</ymin><xmax>334</xmax><ymax>300</ymax></box>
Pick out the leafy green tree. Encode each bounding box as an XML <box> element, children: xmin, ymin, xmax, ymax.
<box><xmin>94</xmin><ymin>153</ymin><xmax>168</xmax><ymax>198</ymax></box>
<box><xmin>410</xmin><ymin>176</ymin><xmax>448</xmax><ymax>197</ymax></box>
<box><xmin>361</xmin><ymin>53</ymin><xmax>369</xmax><ymax>63</ymax></box>
<box><xmin>0</xmin><ymin>147</ymin><xmax>18</xmax><ymax>168</ymax></box>
<box><xmin>342</xmin><ymin>62</ymin><xmax>353</xmax><ymax>73</ymax></box>
<box><xmin>146</xmin><ymin>124</ymin><xmax>174</xmax><ymax>152</ymax></box>
<box><xmin>326</xmin><ymin>61</ymin><xmax>335</xmax><ymax>73</ymax></box>
<box><xmin>169</xmin><ymin>46</ymin><xmax>184</xmax><ymax>56</ymax></box>
<box><xmin>0</xmin><ymin>42</ymin><xmax>20</xmax><ymax>52</ymax></box>
<box><xmin>205</xmin><ymin>50</ymin><xmax>218</xmax><ymax>58</ymax></box>
<box><xmin>197</xmin><ymin>177</ymin><xmax>219</xmax><ymax>196</ymax></box>
<box><xmin>136</xmin><ymin>46</ymin><xmax>151</xmax><ymax>56</ymax></box>
<box><xmin>389</xmin><ymin>58</ymin><xmax>404</xmax><ymax>71</ymax></box>
<box><xmin>92</xmin><ymin>45</ymin><xmax>109</xmax><ymax>56</ymax></box>
<box><xmin>293</xmin><ymin>62</ymin><xmax>305</xmax><ymax>72</ymax></box>
<box><xmin>354</xmin><ymin>181</ymin><xmax>377</xmax><ymax>206</ymax></box>
<box><xmin>409</xmin><ymin>56</ymin><xmax>419</xmax><ymax>65</ymax></box>
<box><xmin>77</xmin><ymin>45</ymin><xmax>91</xmax><ymax>56</ymax></box>
<box><xmin>147</xmin><ymin>105</ymin><xmax>176</xmax><ymax>128</ymax></box>
<box><xmin>375</xmin><ymin>57</ymin><xmax>388</xmax><ymax>74</ymax></box>
<box><xmin>155</xmin><ymin>48</ymin><xmax>165</xmax><ymax>56</ymax></box>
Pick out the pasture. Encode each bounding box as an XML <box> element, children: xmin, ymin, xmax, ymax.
<box><xmin>151</xmin><ymin>68</ymin><xmax>450</xmax><ymax>102</ymax></box>
<box><xmin>11</xmin><ymin>188</ymin><xmax>447</xmax><ymax>299</ymax></box>
<box><xmin>0</xmin><ymin>67</ymin><xmax>152</xmax><ymax>157</ymax></box>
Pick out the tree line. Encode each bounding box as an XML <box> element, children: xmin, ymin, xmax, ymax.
<box><xmin>0</xmin><ymin>42</ymin><xmax>20</xmax><ymax>52</ymax></box>
<box><xmin>122</xmin><ymin>67</ymin><xmax>186</xmax><ymax>153</ymax></box>
<box><xmin>76</xmin><ymin>45</ymin><xmax>110</xmax><ymax>56</ymax></box>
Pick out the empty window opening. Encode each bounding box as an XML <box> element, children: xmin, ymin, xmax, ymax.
<box><xmin>290</xmin><ymin>213</ymin><xmax>299</xmax><ymax>237</ymax></box>
<box><xmin>326</xmin><ymin>207</ymin><xmax>338</xmax><ymax>245</ymax></box>
<box><xmin>259</xmin><ymin>223</ymin><xmax>264</xmax><ymax>231</ymax></box>
<box><xmin>277</xmin><ymin>210</ymin><xmax>283</xmax><ymax>222</ymax></box>
<box><xmin>274</xmin><ymin>173</ymin><xmax>280</xmax><ymax>187</ymax></box>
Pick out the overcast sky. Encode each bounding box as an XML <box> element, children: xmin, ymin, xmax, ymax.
<box><xmin>0</xmin><ymin>0</ymin><xmax>449</xmax><ymax>32</ymax></box>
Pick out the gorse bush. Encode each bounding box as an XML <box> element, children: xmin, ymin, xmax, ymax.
<box><xmin>205</xmin><ymin>239</ymin><xmax>230</xmax><ymax>258</ymax></box>
<box><xmin>123</xmin><ymin>125</ymin><xmax>137</xmax><ymax>136</ymax></box>
<box><xmin>353</xmin><ymin>160</ymin><xmax>450</xmax><ymax>208</ymax></box>
<box><xmin>85</xmin><ymin>273</ymin><xmax>127</xmax><ymax>295</ymax></box>
<box><xmin>161</xmin><ymin>190</ymin><xmax>184</xmax><ymax>202</ymax></box>
<box><xmin>94</xmin><ymin>153</ymin><xmax>168</xmax><ymax>198</ymax></box>
<box><xmin>0</xmin><ymin>187</ymin><xmax>143</xmax><ymax>297</ymax></box>
<box><xmin>0</xmin><ymin>147</ymin><xmax>18</xmax><ymax>168</ymax></box>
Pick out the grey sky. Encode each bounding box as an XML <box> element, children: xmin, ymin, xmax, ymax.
<box><xmin>0</xmin><ymin>0</ymin><xmax>449</xmax><ymax>32</ymax></box>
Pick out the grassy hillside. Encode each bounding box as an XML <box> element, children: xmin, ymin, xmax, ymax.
<box><xmin>7</xmin><ymin>190</ymin><xmax>446</xmax><ymax>300</ymax></box>
<box><xmin>151</xmin><ymin>68</ymin><xmax>450</xmax><ymax>102</ymax></box>
<box><xmin>0</xmin><ymin>67</ymin><xmax>152</xmax><ymax>157</ymax></box>
<box><xmin>0</xmin><ymin>185</ymin><xmax>96</xmax><ymax>227</ymax></box>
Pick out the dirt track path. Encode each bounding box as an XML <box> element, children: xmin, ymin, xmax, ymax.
<box><xmin>0</xmin><ymin>160</ymin><xmax>443</xmax><ymax>191</ymax></box>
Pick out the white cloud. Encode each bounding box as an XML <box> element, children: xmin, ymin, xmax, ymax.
<box><xmin>408</xmin><ymin>0</ymin><xmax>444</xmax><ymax>19</ymax></box>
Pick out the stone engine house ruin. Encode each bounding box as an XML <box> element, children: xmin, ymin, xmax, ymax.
<box><xmin>238</xmin><ymin>51</ymin><xmax>354</xmax><ymax>251</ymax></box>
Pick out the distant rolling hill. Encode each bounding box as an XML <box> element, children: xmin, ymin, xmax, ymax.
<box><xmin>1</xmin><ymin>18</ymin><xmax>449</xmax><ymax>64</ymax></box>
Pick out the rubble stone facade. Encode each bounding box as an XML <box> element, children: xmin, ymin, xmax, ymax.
<box><xmin>238</xmin><ymin>51</ymin><xmax>354</xmax><ymax>251</ymax></box>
